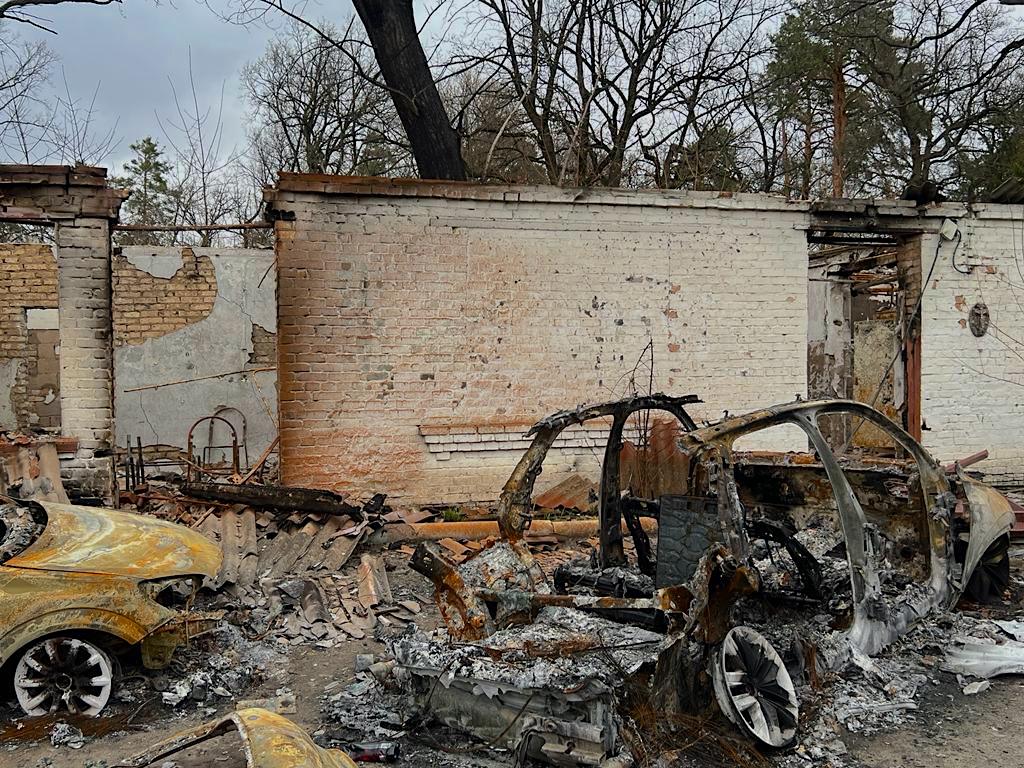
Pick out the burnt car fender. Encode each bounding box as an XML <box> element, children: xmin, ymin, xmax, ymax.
<box><xmin>956</xmin><ymin>466</ymin><xmax>1014</xmax><ymax>593</ymax></box>
<box><xmin>113</xmin><ymin>707</ymin><xmax>358</xmax><ymax>768</ymax></box>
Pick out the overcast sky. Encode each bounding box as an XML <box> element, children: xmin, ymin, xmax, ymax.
<box><xmin>19</xmin><ymin>1</ymin><xmax>335</xmax><ymax>171</ymax></box>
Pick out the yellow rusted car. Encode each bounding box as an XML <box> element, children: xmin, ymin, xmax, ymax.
<box><xmin>0</xmin><ymin>499</ymin><xmax>222</xmax><ymax>717</ymax></box>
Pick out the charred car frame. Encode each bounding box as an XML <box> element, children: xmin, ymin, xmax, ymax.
<box><xmin>410</xmin><ymin>395</ymin><xmax>1014</xmax><ymax>755</ymax></box>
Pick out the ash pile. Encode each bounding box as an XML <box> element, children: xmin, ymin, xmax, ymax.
<box><xmin>320</xmin><ymin>512</ymin><xmax>1024</xmax><ymax>768</ymax></box>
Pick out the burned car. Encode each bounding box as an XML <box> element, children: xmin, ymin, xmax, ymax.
<box><xmin>408</xmin><ymin>396</ymin><xmax>1014</xmax><ymax>757</ymax></box>
<box><xmin>0</xmin><ymin>499</ymin><xmax>222</xmax><ymax>716</ymax></box>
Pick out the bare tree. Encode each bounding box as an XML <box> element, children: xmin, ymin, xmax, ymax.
<box><xmin>0</xmin><ymin>27</ymin><xmax>116</xmax><ymax>165</ymax></box>
<box><xmin>451</xmin><ymin>72</ymin><xmax>547</xmax><ymax>183</ymax></box>
<box><xmin>226</xmin><ymin>0</ymin><xmax>466</xmax><ymax>180</ymax></box>
<box><xmin>242</xmin><ymin>19</ymin><xmax>411</xmax><ymax>181</ymax></box>
<box><xmin>350</xmin><ymin>0</ymin><xmax>466</xmax><ymax>180</ymax></box>
<box><xmin>160</xmin><ymin>53</ymin><xmax>253</xmax><ymax>247</ymax></box>
<box><xmin>0</xmin><ymin>27</ymin><xmax>54</xmax><ymax>161</ymax></box>
<box><xmin>456</xmin><ymin>0</ymin><xmax>780</xmax><ymax>188</ymax></box>
<box><xmin>854</xmin><ymin>0</ymin><xmax>1024</xmax><ymax>195</ymax></box>
<box><xmin>0</xmin><ymin>0</ymin><xmax>118</xmax><ymax>34</ymax></box>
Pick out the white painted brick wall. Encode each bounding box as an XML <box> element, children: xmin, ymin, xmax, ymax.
<box><xmin>276</xmin><ymin>186</ymin><xmax>810</xmax><ymax>503</ymax></box>
<box><xmin>920</xmin><ymin>208</ymin><xmax>1024</xmax><ymax>477</ymax></box>
<box><xmin>55</xmin><ymin>217</ymin><xmax>115</xmax><ymax>498</ymax></box>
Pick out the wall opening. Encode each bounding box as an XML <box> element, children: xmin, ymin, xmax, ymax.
<box><xmin>807</xmin><ymin>236</ymin><xmax>924</xmax><ymax>446</ymax></box>
<box><xmin>25</xmin><ymin>308</ymin><xmax>60</xmax><ymax>431</ymax></box>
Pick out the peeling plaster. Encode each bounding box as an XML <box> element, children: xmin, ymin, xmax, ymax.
<box><xmin>114</xmin><ymin>247</ymin><xmax>277</xmax><ymax>462</ymax></box>
<box><xmin>124</xmin><ymin>250</ymin><xmax>185</xmax><ymax>279</ymax></box>
<box><xmin>0</xmin><ymin>359</ymin><xmax>18</xmax><ymax>429</ymax></box>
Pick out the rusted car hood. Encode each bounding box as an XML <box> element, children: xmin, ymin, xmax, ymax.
<box><xmin>5</xmin><ymin>501</ymin><xmax>220</xmax><ymax>580</ymax></box>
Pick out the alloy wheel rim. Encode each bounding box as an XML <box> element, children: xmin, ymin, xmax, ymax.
<box><xmin>14</xmin><ymin>637</ymin><xmax>113</xmax><ymax>716</ymax></box>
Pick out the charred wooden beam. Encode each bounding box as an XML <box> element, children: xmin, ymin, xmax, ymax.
<box><xmin>183</xmin><ymin>481</ymin><xmax>364</xmax><ymax>520</ymax></box>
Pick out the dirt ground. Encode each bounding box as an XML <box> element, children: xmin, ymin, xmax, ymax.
<box><xmin>7</xmin><ymin>641</ymin><xmax>1024</xmax><ymax>768</ymax></box>
<box><xmin>2</xmin><ymin>640</ymin><xmax>379</xmax><ymax>767</ymax></box>
<box><xmin>847</xmin><ymin>675</ymin><xmax>1024</xmax><ymax>767</ymax></box>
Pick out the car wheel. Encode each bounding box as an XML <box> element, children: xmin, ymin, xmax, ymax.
<box><xmin>14</xmin><ymin>636</ymin><xmax>114</xmax><ymax>716</ymax></box>
<box><xmin>712</xmin><ymin>626</ymin><xmax>799</xmax><ymax>748</ymax></box>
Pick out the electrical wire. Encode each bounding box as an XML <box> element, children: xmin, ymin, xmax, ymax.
<box><xmin>949</xmin><ymin>230</ymin><xmax>969</xmax><ymax>274</ymax></box>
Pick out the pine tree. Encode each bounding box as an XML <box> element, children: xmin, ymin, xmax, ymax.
<box><xmin>112</xmin><ymin>137</ymin><xmax>176</xmax><ymax>246</ymax></box>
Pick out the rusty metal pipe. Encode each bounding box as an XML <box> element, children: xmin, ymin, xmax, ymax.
<box><xmin>943</xmin><ymin>449</ymin><xmax>989</xmax><ymax>473</ymax></box>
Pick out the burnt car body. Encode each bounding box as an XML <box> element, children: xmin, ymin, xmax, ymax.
<box><xmin>0</xmin><ymin>499</ymin><xmax>222</xmax><ymax>716</ymax></box>
<box><xmin>411</xmin><ymin>396</ymin><xmax>1014</xmax><ymax>754</ymax></box>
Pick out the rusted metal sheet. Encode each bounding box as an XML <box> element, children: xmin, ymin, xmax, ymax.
<box><xmin>532</xmin><ymin>474</ymin><xmax>598</xmax><ymax>512</ymax></box>
<box><xmin>184</xmin><ymin>481</ymin><xmax>365</xmax><ymax>520</ymax></box>
<box><xmin>7</xmin><ymin>501</ymin><xmax>221</xmax><ymax>579</ymax></box>
<box><xmin>619</xmin><ymin>417</ymin><xmax>691</xmax><ymax>500</ymax></box>
<box><xmin>140</xmin><ymin>611</ymin><xmax>223</xmax><ymax>669</ymax></box>
<box><xmin>410</xmin><ymin>542</ymin><xmax>498</xmax><ymax>640</ymax></box>
<box><xmin>382</xmin><ymin>517</ymin><xmax>657</xmax><ymax>545</ymax></box>
<box><xmin>112</xmin><ymin>707</ymin><xmax>357</xmax><ymax>768</ymax></box>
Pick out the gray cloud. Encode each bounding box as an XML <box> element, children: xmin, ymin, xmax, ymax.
<box><xmin>19</xmin><ymin>1</ymin><xmax>282</xmax><ymax>169</ymax></box>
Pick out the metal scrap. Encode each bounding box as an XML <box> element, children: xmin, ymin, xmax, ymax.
<box><xmin>394</xmin><ymin>607</ymin><xmax>666</xmax><ymax>766</ymax></box>
<box><xmin>113</xmin><ymin>707</ymin><xmax>357</xmax><ymax>767</ymax></box>
<box><xmin>942</xmin><ymin>637</ymin><xmax>1024</xmax><ymax>678</ymax></box>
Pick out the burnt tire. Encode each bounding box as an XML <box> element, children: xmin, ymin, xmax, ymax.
<box><xmin>964</xmin><ymin>534</ymin><xmax>1011</xmax><ymax>604</ymax></box>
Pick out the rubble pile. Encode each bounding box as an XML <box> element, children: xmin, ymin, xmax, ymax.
<box><xmin>149</xmin><ymin>624</ymin><xmax>289</xmax><ymax>709</ymax></box>
<box><xmin>134</xmin><ymin>483</ymin><xmax>440</xmax><ymax>648</ymax></box>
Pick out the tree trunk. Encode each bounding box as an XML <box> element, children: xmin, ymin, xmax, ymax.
<box><xmin>831</xmin><ymin>61</ymin><xmax>847</xmax><ymax>198</ymax></box>
<box><xmin>802</xmin><ymin>116</ymin><xmax>813</xmax><ymax>199</ymax></box>
<box><xmin>781</xmin><ymin>121</ymin><xmax>791</xmax><ymax>198</ymax></box>
<box><xmin>352</xmin><ymin>0</ymin><xmax>466</xmax><ymax>180</ymax></box>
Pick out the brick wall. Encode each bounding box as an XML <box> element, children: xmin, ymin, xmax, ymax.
<box><xmin>0</xmin><ymin>240</ymin><xmax>277</xmax><ymax>492</ymax></box>
<box><xmin>0</xmin><ymin>243</ymin><xmax>59</xmax><ymax>430</ymax></box>
<box><xmin>271</xmin><ymin>180</ymin><xmax>811</xmax><ymax>504</ymax></box>
<box><xmin>919</xmin><ymin>206</ymin><xmax>1024</xmax><ymax>478</ymax></box>
<box><xmin>112</xmin><ymin>246</ymin><xmax>218</xmax><ymax>345</ymax></box>
<box><xmin>53</xmin><ymin>217</ymin><xmax>116</xmax><ymax>497</ymax></box>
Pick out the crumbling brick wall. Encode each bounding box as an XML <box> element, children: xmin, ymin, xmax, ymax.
<box><xmin>1</xmin><ymin>242</ymin><xmax>278</xmax><ymax>480</ymax></box>
<box><xmin>0</xmin><ymin>243</ymin><xmax>59</xmax><ymax>430</ymax></box>
<box><xmin>112</xmin><ymin>246</ymin><xmax>218</xmax><ymax>346</ymax></box>
<box><xmin>113</xmin><ymin>246</ymin><xmax>278</xmax><ymax>470</ymax></box>
<box><xmin>269</xmin><ymin>179</ymin><xmax>811</xmax><ymax>504</ymax></box>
